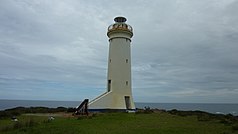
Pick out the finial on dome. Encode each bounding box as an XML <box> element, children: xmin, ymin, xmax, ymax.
<box><xmin>114</xmin><ymin>17</ymin><xmax>127</xmax><ymax>23</ymax></box>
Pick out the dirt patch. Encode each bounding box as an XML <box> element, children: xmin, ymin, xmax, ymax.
<box><xmin>24</xmin><ymin>112</ymin><xmax>74</xmax><ymax>118</ymax></box>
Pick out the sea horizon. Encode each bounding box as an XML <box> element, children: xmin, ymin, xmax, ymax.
<box><xmin>1</xmin><ymin>99</ymin><xmax>237</xmax><ymax>104</ymax></box>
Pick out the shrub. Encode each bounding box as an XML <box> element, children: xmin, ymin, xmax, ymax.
<box><xmin>0</xmin><ymin>125</ymin><xmax>12</xmax><ymax>132</ymax></box>
<box><xmin>92</xmin><ymin>113</ymin><xmax>97</xmax><ymax>117</ymax></box>
<box><xmin>25</xmin><ymin>118</ymin><xmax>37</xmax><ymax>127</ymax></box>
<box><xmin>197</xmin><ymin>114</ymin><xmax>212</xmax><ymax>122</ymax></box>
<box><xmin>67</xmin><ymin>107</ymin><xmax>76</xmax><ymax>113</ymax></box>
<box><xmin>13</xmin><ymin>122</ymin><xmax>23</xmax><ymax>129</ymax></box>
<box><xmin>232</xmin><ymin>124</ymin><xmax>238</xmax><ymax>131</ymax></box>
<box><xmin>135</xmin><ymin>107</ymin><xmax>153</xmax><ymax>114</ymax></box>
<box><xmin>220</xmin><ymin>119</ymin><xmax>233</xmax><ymax>125</ymax></box>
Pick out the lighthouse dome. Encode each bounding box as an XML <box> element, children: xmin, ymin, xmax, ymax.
<box><xmin>107</xmin><ymin>16</ymin><xmax>133</xmax><ymax>38</ymax></box>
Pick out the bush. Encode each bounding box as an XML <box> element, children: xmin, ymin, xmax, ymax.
<box><xmin>0</xmin><ymin>125</ymin><xmax>12</xmax><ymax>132</ymax></box>
<box><xmin>0</xmin><ymin>110</ymin><xmax>21</xmax><ymax>119</ymax></box>
<box><xmin>135</xmin><ymin>107</ymin><xmax>153</xmax><ymax>114</ymax></box>
<box><xmin>67</xmin><ymin>107</ymin><xmax>76</xmax><ymax>113</ymax></box>
<box><xmin>197</xmin><ymin>114</ymin><xmax>212</xmax><ymax>122</ymax></box>
<box><xmin>232</xmin><ymin>124</ymin><xmax>238</xmax><ymax>131</ymax></box>
<box><xmin>13</xmin><ymin>122</ymin><xmax>23</xmax><ymax>129</ymax></box>
<box><xmin>144</xmin><ymin>107</ymin><xmax>153</xmax><ymax>114</ymax></box>
<box><xmin>0</xmin><ymin>111</ymin><xmax>9</xmax><ymax>119</ymax></box>
<box><xmin>0</xmin><ymin>106</ymin><xmax>69</xmax><ymax>119</ymax></box>
<box><xmin>25</xmin><ymin>118</ymin><xmax>37</xmax><ymax>127</ymax></box>
<box><xmin>220</xmin><ymin>119</ymin><xmax>233</xmax><ymax>125</ymax></box>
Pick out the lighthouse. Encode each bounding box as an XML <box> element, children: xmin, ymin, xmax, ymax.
<box><xmin>89</xmin><ymin>17</ymin><xmax>135</xmax><ymax>111</ymax></box>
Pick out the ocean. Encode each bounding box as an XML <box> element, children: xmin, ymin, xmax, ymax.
<box><xmin>0</xmin><ymin>100</ymin><xmax>237</xmax><ymax>115</ymax></box>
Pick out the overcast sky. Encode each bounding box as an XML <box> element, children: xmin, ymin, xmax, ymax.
<box><xmin>0</xmin><ymin>0</ymin><xmax>238</xmax><ymax>103</ymax></box>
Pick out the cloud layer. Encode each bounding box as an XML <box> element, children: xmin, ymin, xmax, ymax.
<box><xmin>0</xmin><ymin>0</ymin><xmax>238</xmax><ymax>103</ymax></box>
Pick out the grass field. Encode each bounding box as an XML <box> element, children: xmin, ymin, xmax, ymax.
<box><xmin>0</xmin><ymin>112</ymin><xmax>238</xmax><ymax>134</ymax></box>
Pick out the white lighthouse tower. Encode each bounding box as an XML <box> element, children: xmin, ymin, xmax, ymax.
<box><xmin>89</xmin><ymin>17</ymin><xmax>135</xmax><ymax>111</ymax></box>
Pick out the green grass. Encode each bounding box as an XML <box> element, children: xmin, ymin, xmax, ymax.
<box><xmin>0</xmin><ymin>112</ymin><xmax>237</xmax><ymax>134</ymax></box>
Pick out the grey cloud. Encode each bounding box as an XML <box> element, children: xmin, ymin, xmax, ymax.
<box><xmin>0</xmin><ymin>0</ymin><xmax>238</xmax><ymax>102</ymax></box>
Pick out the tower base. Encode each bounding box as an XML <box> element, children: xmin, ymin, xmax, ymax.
<box><xmin>88</xmin><ymin>91</ymin><xmax>135</xmax><ymax>111</ymax></box>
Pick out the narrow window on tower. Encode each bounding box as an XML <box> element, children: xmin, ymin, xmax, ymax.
<box><xmin>108</xmin><ymin>80</ymin><xmax>111</xmax><ymax>92</ymax></box>
<box><xmin>126</xmin><ymin>81</ymin><xmax>128</xmax><ymax>86</ymax></box>
<box><xmin>126</xmin><ymin>59</ymin><xmax>128</xmax><ymax>63</ymax></box>
<box><xmin>110</xmin><ymin>59</ymin><xmax>111</xmax><ymax>63</ymax></box>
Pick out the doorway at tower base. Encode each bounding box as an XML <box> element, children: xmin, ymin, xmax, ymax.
<box><xmin>88</xmin><ymin>91</ymin><xmax>135</xmax><ymax>112</ymax></box>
